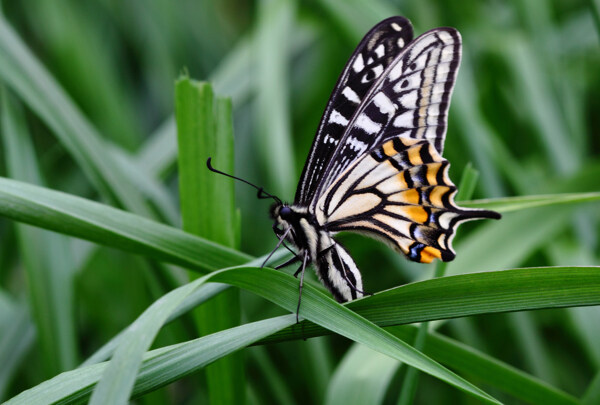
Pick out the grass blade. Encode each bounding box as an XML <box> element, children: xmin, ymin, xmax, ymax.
<box><xmin>0</xmin><ymin>15</ymin><xmax>154</xmax><ymax>217</ymax></box>
<box><xmin>388</xmin><ymin>325</ymin><xmax>579</xmax><ymax>405</ymax></box>
<box><xmin>8</xmin><ymin>266</ymin><xmax>502</xmax><ymax>404</ymax></box>
<box><xmin>262</xmin><ymin>266</ymin><xmax>600</xmax><ymax>343</ymax></box>
<box><xmin>0</xmin><ymin>177</ymin><xmax>250</xmax><ymax>271</ymax></box>
<box><xmin>254</xmin><ymin>0</ymin><xmax>296</xmax><ymax>197</ymax></box>
<box><xmin>326</xmin><ymin>345</ymin><xmax>398</xmax><ymax>405</ymax></box>
<box><xmin>1</xmin><ymin>92</ymin><xmax>77</xmax><ymax>375</ymax></box>
<box><xmin>0</xmin><ymin>296</ymin><xmax>35</xmax><ymax>401</ymax></box>
<box><xmin>175</xmin><ymin>79</ymin><xmax>244</xmax><ymax>404</ymax></box>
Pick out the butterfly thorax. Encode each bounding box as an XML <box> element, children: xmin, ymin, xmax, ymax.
<box><xmin>271</xmin><ymin>204</ymin><xmax>318</xmax><ymax>257</ymax></box>
<box><xmin>272</xmin><ymin>204</ymin><xmax>330</xmax><ymax>261</ymax></box>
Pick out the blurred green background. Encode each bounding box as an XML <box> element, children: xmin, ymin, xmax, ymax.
<box><xmin>0</xmin><ymin>0</ymin><xmax>599</xmax><ymax>404</ymax></box>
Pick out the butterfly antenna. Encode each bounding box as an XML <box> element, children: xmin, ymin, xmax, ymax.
<box><xmin>206</xmin><ymin>158</ymin><xmax>282</xmax><ymax>205</ymax></box>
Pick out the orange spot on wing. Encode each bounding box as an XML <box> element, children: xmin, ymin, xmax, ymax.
<box><xmin>403</xmin><ymin>205</ymin><xmax>428</xmax><ymax>224</ymax></box>
<box><xmin>394</xmin><ymin>173</ymin><xmax>408</xmax><ymax>189</ymax></box>
<box><xmin>420</xmin><ymin>246</ymin><xmax>442</xmax><ymax>263</ymax></box>
<box><xmin>383</xmin><ymin>141</ymin><xmax>397</xmax><ymax>157</ymax></box>
<box><xmin>426</xmin><ymin>163</ymin><xmax>443</xmax><ymax>185</ymax></box>
<box><xmin>395</xmin><ymin>189</ymin><xmax>420</xmax><ymax>205</ymax></box>
<box><xmin>407</xmin><ymin>144</ymin><xmax>423</xmax><ymax>165</ymax></box>
<box><xmin>428</xmin><ymin>186</ymin><xmax>449</xmax><ymax>207</ymax></box>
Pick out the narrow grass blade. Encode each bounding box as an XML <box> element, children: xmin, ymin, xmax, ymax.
<box><xmin>326</xmin><ymin>345</ymin><xmax>398</xmax><ymax>405</ymax></box>
<box><xmin>0</xmin><ymin>15</ymin><xmax>154</xmax><ymax>217</ymax></box>
<box><xmin>254</xmin><ymin>0</ymin><xmax>296</xmax><ymax>197</ymax></box>
<box><xmin>0</xmin><ymin>296</ymin><xmax>35</xmax><ymax>401</ymax></box>
<box><xmin>1</xmin><ymin>93</ymin><xmax>77</xmax><ymax>375</ymax></box>
<box><xmin>463</xmin><ymin>192</ymin><xmax>600</xmax><ymax>212</ymax></box>
<box><xmin>388</xmin><ymin>325</ymin><xmax>579</xmax><ymax>405</ymax></box>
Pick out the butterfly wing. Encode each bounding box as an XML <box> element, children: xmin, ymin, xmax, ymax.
<box><xmin>315</xmin><ymin>136</ymin><xmax>501</xmax><ymax>263</ymax></box>
<box><xmin>309</xmin><ymin>28</ymin><xmax>462</xmax><ymax>210</ymax></box>
<box><xmin>295</xmin><ymin>16</ymin><xmax>414</xmax><ymax>205</ymax></box>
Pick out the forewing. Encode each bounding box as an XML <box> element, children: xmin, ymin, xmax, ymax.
<box><xmin>295</xmin><ymin>16</ymin><xmax>414</xmax><ymax>205</ymax></box>
<box><xmin>313</xmin><ymin>28</ymin><xmax>462</xmax><ymax>207</ymax></box>
<box><xmin>315</xmin><ymin>136</ymin><xmax>500</xmax><ymax>263</ymax></box>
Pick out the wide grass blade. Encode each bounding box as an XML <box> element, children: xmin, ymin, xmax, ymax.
<box><xmin>0</xmin><ymin>177</ymin><xmax>250</xmax><ymax>271</ymax></box>
<box><xmin>262</xmin><ymin>266</ymin><xmax>600</xmax><ymax>342</ymax></box>
<box><xmin>8</xmin><ymin>265</ymin><xmax>591</xmax><ymax>404</ymax></box>
<box><xmin>8</xmin><ymin>267</ymin><xmax>502</xmax><ymax>404</ymax></box>
<box><xmin>2</xmin><ymin>174</ymin><xmax>596</xmax><ymax>272</ymax></box>
<box><xmin>174</xmin><ymin>79</ymin><xmax>244</xmax><ymax>405</ymax></box>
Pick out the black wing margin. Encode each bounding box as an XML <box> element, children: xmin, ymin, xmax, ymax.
<box><xmin>295</xmin><ymin>16</ymin><xmax>414</xmax><ymax>205</ymax></box>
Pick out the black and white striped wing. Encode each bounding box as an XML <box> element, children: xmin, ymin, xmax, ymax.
<box><xmin>315</xmin><ymin>137</ymin><xmax>501</xmax><ymax>263</ymax></box>
<box><xmin>295</xmin><ymin>16</ymin><xmax>414</xmax><ymax>205</ymax></box>
<box><xmin>311</xmin><ymin>28</ymin><xmax>462</xmax><ymax>209</ymax></box>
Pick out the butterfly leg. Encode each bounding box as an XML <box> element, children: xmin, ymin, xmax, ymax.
<box><xmin>316</xmin><ymin>244</ymin><xmax>335</xmax><ymax>259</ymax></box>
<box><xmin>295</xmin><ymin>251</ymin><xmax>310</xmax><ymax>323</ymax></box>
<box><xmin>261</xmin><ymin>226</ymin><xmax>292</xmax><ymax>268</ymax></box>
<box><xmin>275</xmin><ymin>254</ymin><xmax>301</xmax><ymax>270</ymax></box>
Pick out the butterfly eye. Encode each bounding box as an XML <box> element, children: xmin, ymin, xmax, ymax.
<box><xmin>279</xmin><ymin>206</ymin><xmax>292</xmax><ymax>220</ymax></box>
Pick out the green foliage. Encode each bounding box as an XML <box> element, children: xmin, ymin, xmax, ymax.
<box><xmin>0</xmin><ymin>1</ymin><xmax>598</xmax><ymax>404</ymax></box>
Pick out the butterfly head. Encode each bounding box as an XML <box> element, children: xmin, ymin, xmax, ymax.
<box><xmin>270</xmin><ymin>203</ymin><xmax>293</xmax><ymax>228</ymax></box>
<box><xmin>270</xmin><ymin>203</ymin><xmax>311</xmax><ymax>244</ymax></box>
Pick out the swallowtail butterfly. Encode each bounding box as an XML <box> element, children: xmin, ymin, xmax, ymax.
<box><xmin>210</xmin><ymin>16</ymin><xmax>500</xmax><ymax>306</ymax></box>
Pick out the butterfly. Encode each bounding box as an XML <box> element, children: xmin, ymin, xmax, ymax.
<box><xmin>209</xmin><ymin>16</ymin><xmax>500</xmax><ymax>307</ymax></box>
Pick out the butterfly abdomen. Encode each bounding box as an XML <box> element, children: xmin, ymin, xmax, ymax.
<box><xmin>315</xmin><ymin>238</ymin><xmax>364</xmax><ymax>303</ymax></box>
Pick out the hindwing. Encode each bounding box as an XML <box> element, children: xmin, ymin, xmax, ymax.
<box><xmin>315</xmin><ymin>136</ymin><xmax>500</xmax><ymax>263</ymax></box>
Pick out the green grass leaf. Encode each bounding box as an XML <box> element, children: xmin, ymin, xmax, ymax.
<box><xmin>0</xmin><ymin>15</ymin><xmax>157</xmax><ymax>217</ymax></box>
<box><xmin>326</xmin><ymin>345</ymin><xmax>398</xmax><ymax>405</ymax></box>
<box><xmin>174</xmin><ymin>78</ymin><xmax>244</xmax><ymax>405</ymax></box>
<box><xmin>0</xmin><ymin>295</ymin><xmax>35</xmax><ymax>401</ymax></box>
<box><xmin>1</xmin><ymin>92</ymin><xmax>77</xmax><ymax>375</ymax></box>
<box><xmin>262</xmin><ymin>266</ymin><xmax>600</xmax><ymax>343</ymax></box>
<box><xmin>388</xmin><ymin>325</ymin><xmax>579</xmax><ymax>405</ymax></box>
<box><xmin>9</xmin><ymin>267</ymin><xmax>502</xmax><ymax>404</ymax></box>
<box><xmin>0</xmin><ymin>177</ymin><xmax>250</xmax><ymax>271</ymax></box>
<box><xmin>464</xmin><ymin>192</ymin><xmax>600</xmax><ymax>213</ymax></box>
